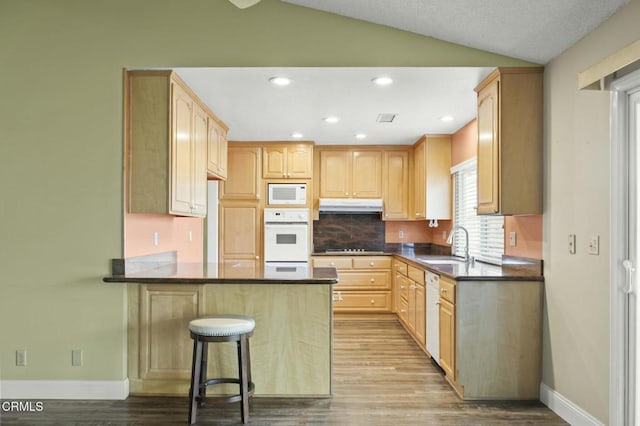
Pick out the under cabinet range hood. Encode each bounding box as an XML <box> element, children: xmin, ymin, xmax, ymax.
<box><xmin>318</xmin><ymin>198</ymin><xmax>383</xmax><ymax>213</ymax></box>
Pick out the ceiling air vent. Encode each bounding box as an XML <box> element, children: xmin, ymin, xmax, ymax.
<box><xmin>376</xmin><ymin>113</ymin><xmax>397</xmax><ymax>123</ymax></box>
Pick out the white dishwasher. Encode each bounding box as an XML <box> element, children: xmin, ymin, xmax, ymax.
<box><xmin>426</xmin><ymin>271</ymin><xmax>440</xmax><ymax>364</ymax></box>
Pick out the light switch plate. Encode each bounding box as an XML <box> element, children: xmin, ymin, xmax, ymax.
<box><xmin>588</xmin><ymin>235</ymin><xmax>600</xmax><ymax>255</ymax></box>
<box><xmin>72</xmin><ymin>349</ymin><xmax>83</xmax><ymax>367</ymax></box>
<box><xmin>509</xmin><ymin>231</ymin><xmax>517</xmax><ymax>247</ymax></box>
<box><xmin>568</xmin><ymin>234</ymin><xmax>576</xmax><ymax>254</ymax></box>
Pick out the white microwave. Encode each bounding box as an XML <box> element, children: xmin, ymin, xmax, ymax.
<box><xmin>268</xmin><ymin>183</ymin><xmax>307</xmax><ymax>205</ymax></box>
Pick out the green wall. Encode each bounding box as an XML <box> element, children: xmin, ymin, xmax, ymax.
<box><xmin>0</xmin><ymin>0</ymin><xmax>532</xmax><ymax>382</ymax></box>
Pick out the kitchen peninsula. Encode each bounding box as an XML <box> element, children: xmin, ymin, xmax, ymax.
<box><xmin>105</xmin><ymin>253</ymin><xmax>338</xmax><ymax>397</ymax></box>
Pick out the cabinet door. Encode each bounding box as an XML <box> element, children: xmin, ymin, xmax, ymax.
<box><xmin>352</xmin><ymin>151</ymin><xmax>382</xmax><ymax>198</ymax></box>
<box><xmin>263</xmin><ymin>146</ymin><xmax>287</xmax><ymax>178</ymax></box>
<box><xmin>191</xmin><ymin>104</ymin><xmax>208</xmax><ymax>216</ymax></box>
<box><xmin>439</xmin><ymin>298</ymin><xmax>456</xmax><ymax>379</ymax></box>
<box><xmin>207</xmin><ymin>120</ymin><xmax>228</xmax><ymax>180</ymax></box>
<box><xmin>320</xmin><ymin>150</ymin><xmax>351</xmax><ymax>198</ymax></box>
<box><xmin>415</xmin><ymin>284</ymin><xmax>426</xmax><ymax>347</ymax></box>
<box><xmin>383</xmin><ymin>150</ymin><xmax>409</xmax><ymax>220</ymax></box>
<box><xmin>407</xmin><ymin>280</ymin><xmax>417</xmax><ymax>334</ymax></box>
<box><xmin>170</xmin><ymin>82</ymin><xmax>194</xmax><ymax>215</ymax></box>
<box><xmin>138</xmin><ymin>285</ymin><xmax>205</xmax><ymax>380</ymax></box>
<box><xmin>425</xmin><ymin>136</ymin><xmax>451</xmax><ymax>220</ymax></box>
<box><xmin>221</xmin><ymin>146</ymin><xmax>261</xmax><ymax>200</ymax></box>
<box><xmin>287</xmin><ymin>145</ymin><xmax>313</xmax><ymax>178</ymax></box>
<box><xmin>413</xmin><ymin>140</ymin><xmax>426</xmax><ymax>218</ymax></box>
<box><xmin>477</xmin><ymin>79</ymin><xmax>500</xmax><ymax>214</ymax></box>
<box><xmin>219</xmin><ymin>202</ymin><xmax>261</xmax><ymax>261</ymax></box>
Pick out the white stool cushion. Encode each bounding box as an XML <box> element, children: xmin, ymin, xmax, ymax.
<box><xmin>189</xmin><ymin>315</ymin><xmax>255</xmax><ymax>337</ymax></box>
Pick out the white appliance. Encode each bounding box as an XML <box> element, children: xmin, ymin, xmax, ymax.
<box><xmin>263</xmin><ymin>208</ymin><xmax>310</xmax><ymax>262</ymax></box>
<box><xmin>263</xmin><ymin>262</ymin><xmax>310</xmax><ymax>279</ymax></box>
<box><xmin>268</xmin><ymin>183</ymin><xmax>307</xmax><ymax>205</ymax></box>
<box><xmin>318</xmin><ymin>198</ymin><xmax>383</xmax><ymax>213</ymax></box>
<box><xmin>426</xmin><ymin>271</ymin><xmax>440</xmax><ymax>363</ymax></box>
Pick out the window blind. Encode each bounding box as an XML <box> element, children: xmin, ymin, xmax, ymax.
<box><xmin>452</xmin><ymin>160</ymin><xmax>504</xmax><ymax>265</ymax></box>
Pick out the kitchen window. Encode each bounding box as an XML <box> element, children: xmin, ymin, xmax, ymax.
<box><xmin>451</xmin><ymin>158</ymin><xmax>504</xmax><ymax>265</ymax></box>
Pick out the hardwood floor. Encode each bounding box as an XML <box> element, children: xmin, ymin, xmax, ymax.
<box><xmin>1</xmin><ymin>318</ymin><xmax>567</xmax><ymax>425</ymax></box>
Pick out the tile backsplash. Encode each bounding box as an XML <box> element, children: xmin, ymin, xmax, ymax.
<box><xmin>313</xmin><ymin>213</ymin><xmax>385</xmax><ymax>252</ymax></box>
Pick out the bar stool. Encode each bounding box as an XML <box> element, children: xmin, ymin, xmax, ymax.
<box><xmin>188</xmin><ymin>314</ymin><xmax>255</xmax><ymax>425</ymax></box>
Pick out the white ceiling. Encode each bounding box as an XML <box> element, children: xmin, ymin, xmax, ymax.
<box><xmin>281</xmin><ymin>0</ymin><xmax>629</xmax><ymax>64</ymax></box>
<box><xmin>174</xmin><ymin>67</ymin><xmax>494</xmax><ymax>145</ymax></box>
<box><xmin>175</xmin><ymin>0</ymin><xmax>629</xmax><ymax>146</ymax></box>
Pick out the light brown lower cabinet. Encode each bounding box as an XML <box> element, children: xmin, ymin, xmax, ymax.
<box><xmin>128</xmin><ymin>283</ymin><xmax>332</xmax><ymax>396</ymax></box>
<box><xmin>393</xmin><ymin>259</ymin><xmax>427</xmax><ymax>351</ymax></box>
<box><xmin>438</xmin><ymin>277</ymin><xmax>543</xmax><ymax>400</ymax></box>
<box><xmin>312</xmin><ymin>256</ymin><xmax>392</xmax><ymax>313</ymax></box>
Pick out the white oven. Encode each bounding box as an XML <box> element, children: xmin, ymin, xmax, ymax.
<box><xmin>263</xmin><ymin>208</ymin><xmax>310</xmax><ymax>262</ymax></box>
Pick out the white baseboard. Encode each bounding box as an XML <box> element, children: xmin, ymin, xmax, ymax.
<box><xmin>540</xmin><ymin>382</ymin><xmax>604</xmax><ymax>426</ymax></box>
<box><xmin>0</xmin><ymin>379</ymin><xmax>129</xmax><ymax>400</ymax></box>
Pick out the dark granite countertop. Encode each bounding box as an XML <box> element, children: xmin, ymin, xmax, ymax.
<box><xmin>103</xmin><ymin>255</ymin><xmax>338</xmax><ymax>285</ymax></box>
<box><xmin>312</xmin><ymin>243</ymin><xmax>544</xmax><ymax>282</ymax></box>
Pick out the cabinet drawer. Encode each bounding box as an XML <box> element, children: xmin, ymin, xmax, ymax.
<box><xmin>335</xmin><ymin>271</ymin><xmax>391</xmax><ymax>290</ymax></box>
<box><xmin>333</xmin><ymin>291</ymin><xmax>391</xmax><ymax>312</ymax></box>
<box><xmin>439</xmin><ymin>278</ymin><xmax>456</xmax><ymax>304</ymax></box>
<box><xmin>407</xmin><ymin>265</ymin><xmax>425</xmax><ymax>285</ymax></box>
<box><xmin>353</xmin><ymin>256</ymin><xmax>391</xmax><ymax>269</ymax></box>
<box><xmin>392</xmin><ymin>259</ymin><xmax>408</xmax><ymax>275</ymax></box>
<box><xmin>312</xmin><ymin>257</ymin><xmax>353</xmax><ymax>269</ymax></box>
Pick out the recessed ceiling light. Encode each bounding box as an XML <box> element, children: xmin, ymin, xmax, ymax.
<box><xmin>323</xmin><ymin>116</ymin><xmax>340</xmax><ymax>123</ymax></box>
<box><xmin>372</xmin><ymin>76</ymin><xmax>393</xmax><ymax>86</ymax></box>
<box><xmin>269</xmin><ymin>76</ymin><xmax>291</xmax><ymax>86</ymax></box>
<box><xmin>355</xmin><ymin>133</ymin><xmax>367</xmax><ymax>140</ymax></box>
<box><xmin>291</xmin><ymin>132</ymin><xmax>303</xmax><ymax>139</ymax></box>
<box><xmin>440</xmin><ymin>115</ymin><xmax>454</xmax><ymax>122</ymax></box>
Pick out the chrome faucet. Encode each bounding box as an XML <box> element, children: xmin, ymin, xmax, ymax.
<box><xmin>446</xmin><ymin>225</ymin><xmax>474</xmax><ymax>266</ymax></box>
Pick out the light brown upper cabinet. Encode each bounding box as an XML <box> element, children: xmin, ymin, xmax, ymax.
<box><xmin>220</xmin><ymin>144</ymin><xmax>261</xmax><ymax>200</ymax></box>
<box><xmin>319</xmin><ymin>149</ymin><xmax>382</xmax><ymax>198</ymax></box>
<box><xmin>263</xmin><ymin>143</ymin><xmax>313</xmax><ymax>179</ymax></box>
<box><xmin>412</xmin><ymin>135</ymin><xmax>451</xmax><ymax>220</ymax></box>
<box><xmin>128</xmin><ymin>70</ymin><xmax>218</xmax><ymax>218</ymax></box>
<box><xmin>382</xmin><ymin>149</ymin><xmax>410</xmax><ymax>220</ymax></box>
<box><xmin>207</xmin><ymin>118</ymin><xmax>228</xmax><ymax>181</ymax></box>
<box><xmin>475</xmin><ymin>67</ymin><xmax>543</xmax><ymax>215</ymax></box>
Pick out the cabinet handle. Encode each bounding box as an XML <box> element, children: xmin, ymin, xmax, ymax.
<box><xmin>369</xmin><ymin>262</ymin><xmax>375</xmax><ymax>266</ymax></box>
<box><xmin>330</xmin><ymin>262</ymin><xmax>335</xmax><ymax>266</ymax></box>
<box><xmin>441</xmin><ymin>288</ymin><xmax>447</xmax><ymax>293</ymax></box>
<box><xmin>353</xmin><ymin>192</ymin><xmax>357</xmax><ymax>196</ymax></box>
<box><xmin>400</xmin><ymin>285</ymin><xmax>405</xmax><ymax>289</ymax></box>
<box><xmin>370</xmin><ymin>299</ymin><xmax>375</xmax><ymax>305</ymax></box>
<box><xmin>370</xmin><ymin>278</ymin><xmax>375</xmax><ymax>283</ymax></box>
<box><xmin>415</xmin><ymin>213</ymin><xmax>420</xmax><ymax>216</ymax></box>
<box><xmin>410</xmin><ymin>284</ymin><xmax>416</xmax><ymax>290</ymax></box>
<box><xmin>287</xmin><ymin>173</ymin><xmax>291</xmax><ymax>177</ymax></box>
<box><xmin>345</xmin><ymin>192</ymin><xmax>349</xmax><ymax>196</ymax></box>
<box><xmin>386</xmin><ymin>214</ymin><xmax>389</xmax><ymax>217</ymax></box>
<box><xmin>400</xmin><ymin>309</ymin><xmax>406</xmax><ymax>313</ymax></box>
<box><xmin>435</xmin><ymin>301</ymin><xmax>440</xmax><ymax>306</ymax></box>
<box><xmin>283</xmin><ymin>173</ymin><xmax>286</xmax><ymax>178</ymax></box>
<box><xmin>256</xmin><ymin>256</ymin><xmax>260</xmax><ymax>260</ymax></box>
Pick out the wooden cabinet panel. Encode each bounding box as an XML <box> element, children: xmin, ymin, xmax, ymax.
<box><xmin>439</xmin><ymin>298</ymin><xmax>456</xmax><ymax>379</ymax></box>
<box><xmin>414</xmin><ymin>284</ymin><xmax>426</xmax><ymax>347</ymax></box>
<box><xmin>475</xmin><ymin>67</ymin><xmax>543</xmax><ymax>215</ymax></box>
<box><xmin>439</xmin><ymin>276</ymin><xmax>456</xmax><ymax>304</ymax></box>
<box><xmin>392</xmin><ymin>259</ymin><xmax>408</xmax><ymax>276</ymax></box>
<box><xmin>312</xmin><ymin>257</ymin><xmax>353</xmax><ymax>269</ymax></box>
<box><xmin>335</xmin><ymin>271</ymin><xmax>391</xmax><ymax>290</ymax></box>
<box><xmin>333</xmin><ymin>291</ymin><xmax>391</xmax><ymax>312</ymax></box>
<box><xmin>138</xmin><ymin>285</ymin><xmax>205</xmax><ymax>380</ymax></box>
<box><xmin>412</xmin><ymin>135</ymin><xmax>451</xmax><ymax>220</ymax></box>
<box><xmin>319</xmin><ymin>150</ymin><xmax>351</xmax><ymax>198</ymax></box>
<box><xmin>383</xmin><ymin>150</ymin><xmax>410</xmax><ymax>220</ymax></box>
<box><xmin>352</xmin><ymin>151</ymin><xmax>382</xmax><ymax>198</ymax></box>
<box><xmin>263</xmin><ymin>146</ymin><xmax>287</xmax><ymax>178</ymax></box>
<box><xmin>263</xmin><ymin>144</ymin><xmax>312</xmax><ymax>179</ymax></box>
<box><xmin>408</xmin><ymin>265</ymin><xmax>425</xmax><ymax>285</ymax></box>
<box><xmin>219</xmin><ymin>202</ymin><xmax>260</xmax><ymax>261</ymax></box>
<box><xmin>286</xmin><ymin>144</ymin><xmax>313</xmax><ymax>179</ymax></box>
<box><xmin>207</xmin><ymin>119</ymin><xmax>228</xmax><ymax>180</ymax></box>
<box><xmin>221</xmin><ymin>145</ymin><xmax>261</xmax><ymax>200</ymax></box>
<box><xmin>318</xmin><ymin>148</ymin><xmax>382</xmax><ymax>198</ymax></box>
<box><xmin>128</xmin><ymin>71</ymin><xmax>216</xmax><ymax>218</ymax></box>
<box><xmin>352</xmin><ymin>256</ymin><xmax>391</xmax><ymax>269</ymax></box>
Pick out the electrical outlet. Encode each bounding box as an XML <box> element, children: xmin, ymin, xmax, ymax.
<box><xmin>153</xmin><ymin>231</ymin><xmax>159</xmax><ymax>247</ymax></box>
<box><xmin>568</xmin><ymin>234</ymin><xmax>576</xmax><ymax>254</ymax></box>
<box><xmin>72</xmin><ymin>349</ymin><xmax>83</xmax><ymax>367</ymax></box>
<box><xmin>16</xmin><ymin>349</ymin><xmax>27</xmax><ymax>366</ymax></box>
<box><xmin>189</xmin><ymin>231</ymin><xmax>193</xmax><ymax>242</ymax></box>
<box><xmin>509</xmin><ymin>231</ymin><xmax>517</xmax><ymax>247</ymax></box>
<box><xmin>398</xmin><ymin>230</ymin><xmax>404</xmax><ymax>239</ymax></box>
<box><xmin>588</xmin><ymin>235</ymin><xmax>600</xmax><ymax>255</ymax></box>
<box><xmin>442</xmin><ymin>231</ymin><xmax>447</xmax><ymax>240</ymax></box>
